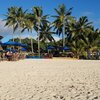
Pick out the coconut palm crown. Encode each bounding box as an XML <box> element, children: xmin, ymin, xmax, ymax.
<box><xmin>53</xmin><ymin>4</ymin><xmax>73</xmax><ymax>48</ymax></box>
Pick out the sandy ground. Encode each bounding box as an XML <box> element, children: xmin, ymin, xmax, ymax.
<box><xmin>0</xmin><ymin>59</ymin><xmax>100</xmax><ymax>100</ymax></box>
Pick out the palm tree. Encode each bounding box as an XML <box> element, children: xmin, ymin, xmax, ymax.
<box><xmin>21</xmin><ymin>13</ymin><xmax>35</xmax><ymax>53</ymax></box>
<box><xmin>32</xmin><ymin>6</ymin><xmax>48</xmax><ymax>57</ymax></box>
<box><xmin>67</xmin><ymin>27</ymin><xmax>85</xmax><ymax>58</ymax></box>
<box><xmin>39</xmin><ymin>23</ymin><xmax>55</xmax><ymax>43</ymax></box>
<box><xmin>53</xmin><ymin>4</ymin><xmax>73</xmax><ymax>50</ymax></box>
<box><xmin>14</xmin><ymin>7</ymin><xmax>27</xmax><ymax>43</ymax></box>
<box><xmin>4</xmin><ymin>7</ymin><xmax>18</xmax><ymax>42</ymax></box>
<box><xmin>67</xmin><ymin>16</ymin><xmax>92</xmax><ymax>58</ymax></box>
<box><xmin>39</xmin><ymin>23</ymin><xmax>55</xmax><ymax>52</ymax></box>
<box><xmin>68</xmin><ymin>16</ymin><xmax>92</xmax><ymax>40</ymax></box>
<box><xmin>83</xmin><ymin>27</ymin><xmax>100</xmax><ymax>59</ymax></box>
<box><xmin>5</xmin><ymin>7</ymin><xmax>27</xmax><ymax>43</ymax></box>
<box><xmin>68</xmin><ymin>38</ymin><xmax>85</xmax><ymax>59</ymax></box>
<box><xmin>74</xmin><ymin>16</ymin><xmax>93</xmax><ymax>59</ymax></box>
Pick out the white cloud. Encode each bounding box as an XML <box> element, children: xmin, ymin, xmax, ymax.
<box><xmin>0</xmin><ymin>18</ymin><xmax>23</xmax><ymax>37</ymax></box>
<box><xmin>0</xmin><ymin>18</ymin><xmax>12</xmax><ymax>36</ymax></box>
<box><xmin>0</xmin><ymin>18</ymin><xmax>38</xmax><ymax>42</ymax></box>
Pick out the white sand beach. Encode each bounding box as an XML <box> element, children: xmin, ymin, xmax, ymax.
<box><xmin>0</xmin><ymin>59</ymin><xmax>100</xmax><ymax>100</ymax></box>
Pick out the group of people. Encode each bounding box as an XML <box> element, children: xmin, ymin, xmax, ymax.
<box><xmin>0</xmin><ymin>51</ymin><xmax>26</xmax><ymax>61</ymax></box>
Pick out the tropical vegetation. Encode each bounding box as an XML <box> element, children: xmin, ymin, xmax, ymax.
<box><xmin>3</xmin><ymin>4</ymin><xmax>100</xmax><ymax>59</ymax></box>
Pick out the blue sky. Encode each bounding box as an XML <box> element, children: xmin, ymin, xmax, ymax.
<box><xmin>0</xmin><ymin>0</ymin><xmax>100</xmax><ymax>42</ymax></box>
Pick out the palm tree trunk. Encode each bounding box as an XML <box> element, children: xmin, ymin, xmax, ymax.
<box><xmin>38</xmin><ymin>23</ymin><xmax>40</xmax><ymax>57</ymax></box>
<box><xmin>30</xmin><ymin>30</ymin><xmax>34</xmax><ymax>53</ymax></box>
<box><xmin>19</xmin><ymin>30</ymin><xmax>22</xmax><ymax>43</ymax></box>
<box><xmin>12</xmin><ymin>25</ymin><xmax>14</xmax><ymax>42</ymax></box>
<box><xmin>19</xmin><ymin>27</ymin><xmax>22</xmax><ymax>43</ymax></box>
<box><xmin>12</xmin><ymin>25</ymin><xmax>15</xmax><ymax>49</ymax></box>
<box><xmin>87</xmin><ymin>49</ymin><xmax>91</xmax><ymax>59</ymax></box>
<box><xmin>62</xmin><ymin>18</ymin><xmax>65</xmax><ymax>52</ymax></box>
<box><xmin>75</xmin><ymin>51</ymin><xmax>79</xmax><ymax>59</ymax></box>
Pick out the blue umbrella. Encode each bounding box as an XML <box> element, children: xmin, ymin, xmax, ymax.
<box><xmin>20</xmin><ymin>47</ymin><xmax>27</xmax><ymax>51</ymax></box>
<box><xmin>63</xmin><ymin>46</ymin><xmax>70</xmax><ymax>50</ymax></box>
<box><xmin>17</xmin><ymin>43</ymin><xmax>27</xmax><ymax>47</ymax></box>
<box><xmin>3</xmin><ymin>41</ymin><xmax>27</xmax><ymax>47</ymax></box>
<box><xmin>6</xmin><ymin>48</ymin><xmax>18</xmax><ymax>53</ymax></box>
<box><xmin>3</xmin><ymin>41</ymin><xmax>16</xmax><ymax>45</ymax></box>
<box><xmin>59</xmin><ymin>46</ymin><xmax>70</xmax><ymax>51</ymax></box>
<box><xmin>47</xmin><ymin>46</ymin><xmax>55</xmax><ymax>50</ymax></box>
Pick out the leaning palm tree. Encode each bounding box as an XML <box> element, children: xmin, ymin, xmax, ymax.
<box><xmin>32</xmin><ymin>6</ymin><xmax>48</xmax><ymax>57</ymax></box>
<box><xmin>4</xmin><ymin>7</ymin><xmax>18</xmax><ymax>42</ymax></box>
<box><xmin>53</xmin><ymin>4</ymin><xmax>73</xmax><ymax>49</ymax></box>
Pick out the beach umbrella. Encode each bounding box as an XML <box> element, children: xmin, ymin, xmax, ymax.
<box><xmin>3</xmin><ymin>41</ymin><xmax>16</xmax><ymax>46</ymax></box>
<box><xmin>47</xmin><ymin>46</ymin><xmax>55</xmax><ymax>53</ymax></box>
<box><xmin>63</xmin><ymin>46</ymin><xmax>70</xmax><ymax>51</ymax></box>
<box><xmin>3</xmin><ymin>41</ymin><xmax>27</xmax><ymax>47</ymax></box>
<box><xmin>20</xmin><ymin>47</ymin><xmax>27</xmax><ymax>51</ymax></box>
<box><xmin>18</xmin><ymin>43</ymin><xmax>27</xmax><ymax>47</ymax></box>
<box><xmin>47</xmin><ymin>46</ymin><xmax>55</xmax><ymax>50</ymax></box>
<box><xmin>59</xmin><ymin>46</ymin><xmax>70</xmax><ymax>51</ymax></box>
<box><xmin>6</xmin><ymin>48</ymin><xmax>18</xmax><ymax>52</ymax></box>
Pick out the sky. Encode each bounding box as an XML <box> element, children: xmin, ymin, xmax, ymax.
<box><xmin>0</xmin><ymin>0</ymin><xmax>100</xmax><ymax>42</ymax></box>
